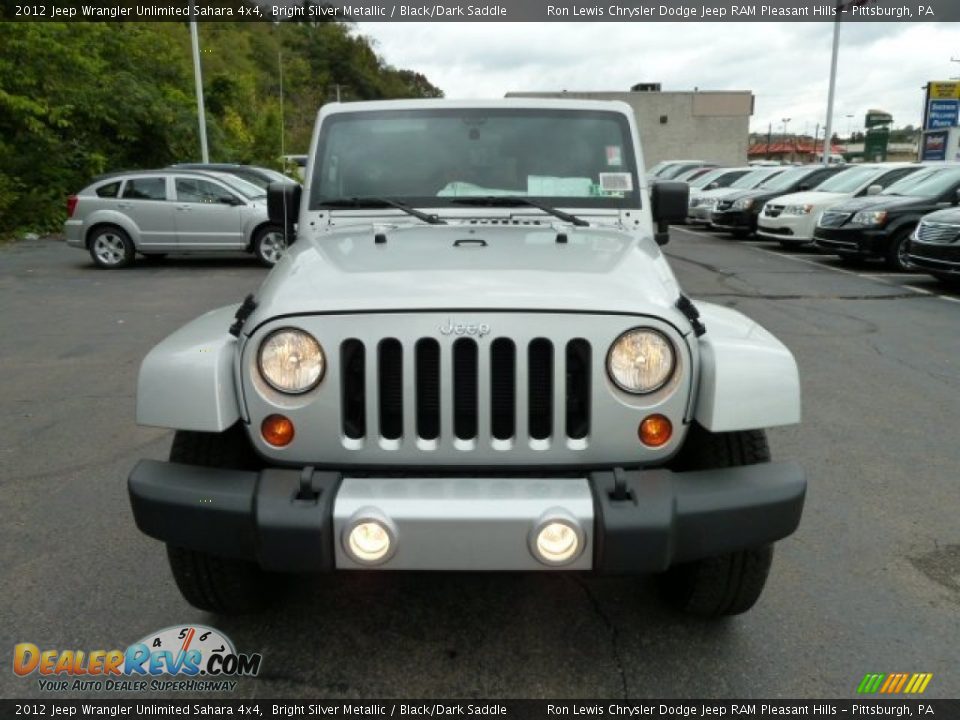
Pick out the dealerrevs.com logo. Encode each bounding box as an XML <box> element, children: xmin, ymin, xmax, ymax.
<box><xmin>13</xmin><ymin>625</ymin><xmax>262</xmax><ymax>692</ymax></box>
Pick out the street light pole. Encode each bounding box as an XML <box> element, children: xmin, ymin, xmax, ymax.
<box><xmin>189</xmin><ymin>0</ymin><xmax>209</xmax><ymax>163</ymax></box>
<box><xmin>782</xmin><ymin>117</ymin><xmax>791</xmax><ymax>162</ymax></box>
<box><xmin>822</xmin><ymin>2</ymin><xmax>842</xmax><ymax>165</ymax></box>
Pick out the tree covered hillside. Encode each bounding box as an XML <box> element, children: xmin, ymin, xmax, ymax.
<box><xmin>0</xmin><ymin>20</ymin><xmax>443</xmax><ymax>238</ymax></box>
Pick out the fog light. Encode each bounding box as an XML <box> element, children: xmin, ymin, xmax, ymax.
<box><xmin>529</xmin><ymin>510</ymin><xmax>584</xmax><ymax>566</ymax></box>
<box><xmin>343</xmin><ymin>510</ymin><xmax>397</xmax><ymax>565</ymax></box>
<box><xmin>639</xmin><ymin>414</ymin><xmax>672</xmax><ymax>447</ymax></box>
<box><xmin>261</xmin><ymin>414</ymin><xmax>295</xmax><ymax>447</ymax></box>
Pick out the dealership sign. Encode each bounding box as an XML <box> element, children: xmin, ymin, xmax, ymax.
<box><xmin>924</xmin><ymin>81</ymin><xmax>960</xmax><ymax>130</ymax></box>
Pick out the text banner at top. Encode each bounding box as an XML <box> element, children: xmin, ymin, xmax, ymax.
<box><xmin>4</xmin><ymin>0</ymin><xmax>959</xmax><ymax>22</ymax></box>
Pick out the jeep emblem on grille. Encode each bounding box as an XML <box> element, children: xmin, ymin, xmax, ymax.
<box><xmin>439</xmin><ymin>318</ymin><xmax>491</xmax><ymax>338</ymax></box>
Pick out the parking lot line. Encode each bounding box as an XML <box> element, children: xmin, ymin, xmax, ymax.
<box><xmin>673</xmin><ymin>225</ymin><xmax>960</xmax><ymax>306</ymax></box>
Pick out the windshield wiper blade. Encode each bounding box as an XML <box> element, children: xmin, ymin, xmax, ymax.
<box><xmin>320</xmin><ymin>197</ymin><xmax>446</xmax><ymax>225</ymax></box>
<box><xmin>450</xmin><ymin>196</ymin><xmax>589</xmax><ymax>227</ymax></box>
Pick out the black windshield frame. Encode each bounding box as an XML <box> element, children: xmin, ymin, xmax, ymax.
<box><xmin>309</xmin><ymin>108</ymin><xmax>641</xmax><ymax>212</ymax></box>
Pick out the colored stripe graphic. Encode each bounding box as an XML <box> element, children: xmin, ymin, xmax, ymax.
<box><xmin>857</xmin><ymin>674</ymin><xmax>885</xmax><ymax>694</ymax></box>
<box><xmin>858</xmin><ymin>673</ymin><xmax>932</xmax><ymax>694</ymax></box>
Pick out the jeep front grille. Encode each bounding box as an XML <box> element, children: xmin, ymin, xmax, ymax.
<box><xmin>339</xmin><ymin>336</ymin><xmax>591</xmax><ymax>446</ymax></box>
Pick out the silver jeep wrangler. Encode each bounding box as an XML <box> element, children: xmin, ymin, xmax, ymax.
<box><xmin>129</xmin><ymin>99</ymin><xmax>805</xmax><ymax>617</ymax></box>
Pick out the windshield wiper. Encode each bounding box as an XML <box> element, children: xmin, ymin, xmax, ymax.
<box><xmin>320</xmin><ymin>197</ymin><xmax>447</xmax><ymax>225</ymax></box>
<box><xmin>449</xmin><ymin>196</ymin><xmax>589</xmax><ymax>227</ymax></box>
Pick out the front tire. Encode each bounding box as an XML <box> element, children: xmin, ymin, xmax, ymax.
<box><xmin>660</xmin><ymin>425</ymin><xmax>775</xmax><ymax>617</ymax></box>
<box><xmin>88</xmin><ymin>226</ymin><xmax>135</xmax><ymax>269</ymax></box>
<box><xmin>253</xmin><ymin>224</ymin><xmax>288</xmax><ymax>267</ymax></box>
<box><xmin>885</xmin><ymin>228</ymin><xmax>914</xmax><ymax>272</ymax></box>
<box><xmin>166</xmin><ymin>425</ymin><xmax>270</xmax><ymax>614</ymax></box>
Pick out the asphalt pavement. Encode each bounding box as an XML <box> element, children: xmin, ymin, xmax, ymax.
<box><xmin>1</xmin><ymin>230</ymin><xmax>958</xmax><ymax>700</ymax></box>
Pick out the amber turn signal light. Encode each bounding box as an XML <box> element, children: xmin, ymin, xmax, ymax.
<box><xmin>639</xmin><ymin>414</ymin><xmax>672</xmax><ymax>447</ymax></box>
<box><xmin>262</xmin><ymin>414</ymin><xmax>295</xmax><ymax>447</ymax></box>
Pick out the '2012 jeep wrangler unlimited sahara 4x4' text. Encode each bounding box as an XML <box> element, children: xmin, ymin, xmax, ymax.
<box><xmin>129</xmin><ymin>99</ymin><xmax>806</xmax><ymax>617</ymax></box>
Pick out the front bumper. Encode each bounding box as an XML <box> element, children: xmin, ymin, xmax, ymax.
<box><xmin>757</xmin><ymin>214</ymin><xmax>815</xmax><ymax>244</ymax></box>
<box><xmin>907</xmin><ymin>241</ymin><xmax>960</xmax><ymax>276</ymax></box>
<box><xmin>813</xmin><ymin>226</ymin><xmax>888</xmax><ymax>257</ymax></box>
<box><xmin>710</xmin><ymin>209</ymin><xmax>756</xmax><ymax>232</ymax></box>
<box><xmin>128</xmin><ymin>459</ymin><xmax>806</xmax><ymax>574</ymax></box>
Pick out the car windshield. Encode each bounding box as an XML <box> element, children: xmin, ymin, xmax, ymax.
<box><xmin>661</xmin><ymin>163</ymin><xmax>700</xmax><ymax>179</ymax></box>
<box><xmin>882</xmin><ymin>167</ymin><xmax>960</xmax><ymax>197</ymax></box>
<box><xmin>211</xmin><ymin>173</ymin><xmax>265</xmax><ymax>199</ymax></box>
<box><xmin>689</xmin><ymin>168</ymin><xmax>726</xmax><ymax>188</ymax></box>
<box><xmin>311</xmin><ymin>108</ymin><xmax>640</xmax><ymax>209</ymax></box>
<box><xmin>814</xmin><ymin>166</ymin><xmax>883</xmax><ymax>193</ymax></box>
<box><xmin>259</xmin><ymin>168</ymin><xmax>296</xmax><ymax>185</ymax></box>
<box><xmin>731</xmin><ymin>168</ymin><xmax>782</xmax><ymax>189</ymax></box>
<box><xmin>647</xmin><ymin>161</ymin><xmax>675</xmax><ymax>176</ymax></box>
<box><xmin>757</xmin><ymin>167</ymin><xmax>813</xmax><ymax>191</ymax></box>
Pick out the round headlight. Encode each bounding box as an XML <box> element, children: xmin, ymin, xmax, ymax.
<box><xmin>258</xmin><ymin>328</ymin><xmax>325</xmax><ymax>394</ymax></box>
<box><xmin>606</xmin><ymin>328</ymin><xmax>676</xmax><ymax>394</ymax></box>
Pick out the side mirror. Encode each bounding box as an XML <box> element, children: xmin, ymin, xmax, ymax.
<box><xmin>798</xmin><ymin>183</ymin><xmax>811</xmax><ymax>191</ymax></box>
<box><xmin>267</xmin><ymin>181</ymin><xmax>301</xmax><ymax>229</ymax></box>
<box><xmin>706</xmin><ymin>182</ymin><xmax>719</xmax><ymax>190</ymax></box>
<box><xmin>650</xmin><ymin>181</ymin><xmax>689</xmax><ymax>246</ymax></box>
<box><xmin>866</xmin><ymin>184</ymin><xmax>882</xmax><ymax>196</ymax></box>
<box><xmin>220</xmin><ymin>195</ymin><xmax>244</xmax><ymax>206</ymax></box>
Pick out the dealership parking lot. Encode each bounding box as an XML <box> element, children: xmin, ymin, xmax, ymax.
<box><xmin>1</xmin><ymin>229</ymin><xmax>958</xmax><ymax>699</ymax></box>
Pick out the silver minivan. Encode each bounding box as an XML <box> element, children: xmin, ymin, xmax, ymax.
<box><xmin>64</xmin><ymin>169</ymin><xmax>290</xmax><ymax>268</ymax></box>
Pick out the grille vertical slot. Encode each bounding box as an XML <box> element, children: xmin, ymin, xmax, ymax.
<box><xmin>490</xmin><ymin>338</ymin><xmax>516</xmax><ymax>440</ymax></box>
<box><xmin>415</xmin><ymin>339</ymin><xmax>440</xmax><ymax>440</ymax></box>
<box><xmin>340</xmin><ymin>339</ymin><xmax>366</xmax><ymax>439</ymax></box>
<box><xmin>378</xmin><ymin>339</ymin><xmax>403</xmax><ymax>440</ymax></box>
<box><xmin>528</xmin><ymin>338</ymin><xmax>553</xmax><ymax>440</ymax></box>
<box><xmin>453</xmin><ymin>338</ymin><xmax>478</xmax><ymax>440</ymax></box>
<box><xmin>565</xmin><ymin>339</ymin><xmax>591</xmax><ymax>440</ymax></box>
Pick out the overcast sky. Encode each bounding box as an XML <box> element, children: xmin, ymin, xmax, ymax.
<box><xmin>360</xmin><ymin>22</ymin><xmax>960</xmax><ymax>136</ymax></box>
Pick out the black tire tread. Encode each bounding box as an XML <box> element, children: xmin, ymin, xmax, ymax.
<box><xmin>165</xmin><ymin>425</ymin><xmax>269</xmax><ymax>614</ymax></box>
<box><xmin>662</xmin><ymin>425</ymin><xmax>774</xmax><ymax>617</ymax></box>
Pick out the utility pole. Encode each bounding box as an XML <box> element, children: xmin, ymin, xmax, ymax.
<box><xmin>766</xmin><ymin>122</ymin><xmax>773</xmax><ymax>160</ymax></box>
<box><xmin>822</xmin><ymin>0</ymin><xmax>842</xmax><ymax>166</ymax></box>
<box><xmin>189</xmin><ymin>0</ymin><xmax>209</xmax><ymax>163</ymax></box>
<box><xmin>279</xmin><ymin>52</ymin><xmax>285</xmax><ymax>162</ymax></box>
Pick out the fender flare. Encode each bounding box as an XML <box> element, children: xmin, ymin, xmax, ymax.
<box><xmin>136</xmin><ymin>305</ymin><xmax>241</xmax><ymax>432</ymax></box>
<box><xmin>693</xmin><ymin>302</ymin><xmax>801</xmax><ymax>432</ymax></box>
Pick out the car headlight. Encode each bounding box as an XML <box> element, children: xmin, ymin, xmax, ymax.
<box><xmin>732</xmin><ymin>197</ymin><xmax>754</xmax><ymax>210</ymax></box>
<box><xmin>784</xmin><ymin>204</ymin><xmax>813</xmax><ymax>215</ymax></box>
<box><xmin>606</xmin><ymin>328</ymin><xmax>676</xmax><ymax>394</ymax></box>
<box><xmin>851</xmin><ymin>210</ymin><xmax>888</xmax><ymax>227</ymax></box>
<box><xmin>258</xmin><ymin>328</ymin><xmax>325</xmax><ymax>394</ymax></box>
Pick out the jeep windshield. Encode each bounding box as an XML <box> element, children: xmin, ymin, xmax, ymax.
<box><xmin>310</xmin><ymin>108</ymin><xmax>640</xmax><ymax>211</ymax></box>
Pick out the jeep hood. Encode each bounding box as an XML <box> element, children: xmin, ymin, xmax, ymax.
<box><xmin>245</xmin><ymin>223</ymin><xmax>687</xmax><ymax>329</ymax></box>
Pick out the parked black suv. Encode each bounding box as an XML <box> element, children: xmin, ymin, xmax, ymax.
<box><xmin>907</xmin><ymin>207</ymin><xmax>960</xmax><ymax>284</ymax></box>
<box><xmin>813</xmin><ymin>165</ymin><xmax>960</xmax><ymax>271</ymax></box>
<box><xmin>710</xmin><ymin>164</ymin><xmax>847</xmax><ymax>238</ymax></box>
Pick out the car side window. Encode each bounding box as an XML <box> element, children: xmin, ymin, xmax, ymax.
<box><xmin>96</xmin><ymin>181</ymin><xmax>121</xmax><ymax>198</ymax></box>
<box><xmin>122</xmin><ymin>177</ymin><xmax>167</xmax><ymax>201</ymax></box>
<box><xmin>876</xmin><ymin>168</ymin><xmax>915</xmax><ymax>189</ymax></box>
<box><xmin>175</xmin><ymin>178</ymin><xmax>237</xmax><ymax>204</ymax></box>
<box><xmin>802</xmin><ymin>170</ymin><xmax>834</xmax><ymax>188</ymax></box>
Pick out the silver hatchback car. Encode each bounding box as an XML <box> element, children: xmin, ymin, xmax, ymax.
<box><xmin>64</xmin><ymin>169</ymin><xmax>291</xmax><ymax>268</ymax></box>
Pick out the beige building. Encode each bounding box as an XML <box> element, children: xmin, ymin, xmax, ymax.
<box><xmin>506</xmin><ymin>87</ymin><xmax>754</xmax><ymax>171</ymax></box>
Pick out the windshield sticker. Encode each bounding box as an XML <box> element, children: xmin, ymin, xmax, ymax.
<box><xmin>599</xmin><ymin>172</ymin><xmax>633</xmax><ymax>193</ymax></box>
<box><xmin>606</xmin><ymin>146</ymin><xmax>623</xmax><ymax>167</ymax></box>
<box><xmin>527</xmin><ymin>176</ymin><xmax>593</xmax><ymax>196</ymax></box>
